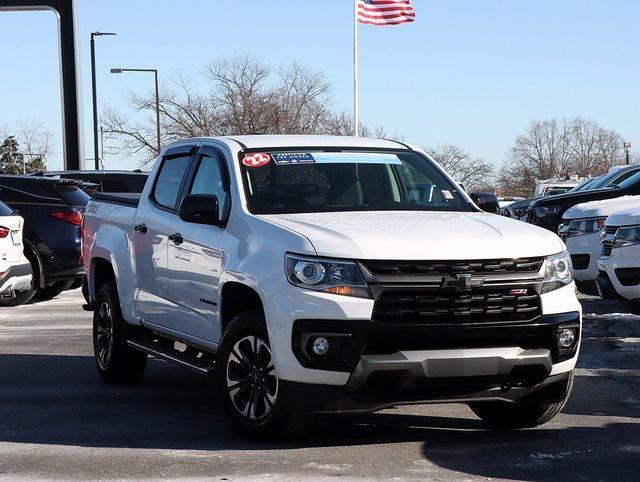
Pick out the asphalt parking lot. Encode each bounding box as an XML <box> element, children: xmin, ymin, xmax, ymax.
<box><xmin>1</xmin><ymin>290</ymin><xmax>639</xmax><ymax>481</ymax></box>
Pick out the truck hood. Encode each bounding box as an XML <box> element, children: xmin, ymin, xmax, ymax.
<box><xmin>564</xmin><ymin>196</ymin><xmax>640</xmax><ymax>220</ymax></box>
<box><xmin>606</xmin><ymin>206</ymin><xmax>640</xmax><ymax>228</ymax></box>
<box><xmin>259</xmin><ymin>211</ymin><xmax>564</xmax><ymax>260</ymax></box>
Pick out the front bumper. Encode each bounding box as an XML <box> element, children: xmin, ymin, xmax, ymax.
<box><xmin>565</xmin><ymin>231</ymin><xmax>602</xmax><ymax>293</ymax></box>
<box><xmin>597</xmin><ymin>245</ymin><xmax>640</xmax><ymax>301</ymax></box>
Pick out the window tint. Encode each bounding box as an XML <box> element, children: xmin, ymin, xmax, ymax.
<box><xmin>612</xmin><ymin>168</ymin><xmax>640</xmax><ymax>186</ymax></box>
<box><xmin>153</xmin><ymin>155</ymin><xmax>191</xmax><ymax>209</ymax></box>
<box><xmin>189</xmin><ymin>154</ymin><xmax>228</xmax><ymax>214</ymax></box>
<box><xmin>618</xmin><ymin>170</ymin><xmax>640</xmax><ymax>190</ymax></box>
<box><xmin>0</xmin><ymin>201</ymin><xmax>13</xmax><ymax>216</ymax></box>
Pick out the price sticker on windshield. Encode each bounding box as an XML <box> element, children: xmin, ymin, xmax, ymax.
<box><xmin>242</xmin><ymin>152</ymin><xmax>272</xmax><ymax>168</ymax></box>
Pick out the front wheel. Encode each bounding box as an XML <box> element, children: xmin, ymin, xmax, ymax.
<box><xmin>469</xmin><ymin>371</ymin><xmax>574</xmax><ymax>429</ymax></box>
<box><xmin>216</xmin><ymin>311</ymin><xmax>311</xmax><ymax>441</ymax></box>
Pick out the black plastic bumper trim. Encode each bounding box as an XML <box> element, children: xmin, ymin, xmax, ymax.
<box><xmin>292</xmin><ymin>312</ymin><xmax>581</xmax><ymax>372</ymax></box>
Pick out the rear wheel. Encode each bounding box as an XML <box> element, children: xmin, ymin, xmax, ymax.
<box><xmin>36</xmin><ymin>279</ymin><xmax>74</xmax><ymax>300</ymax></box>
<box><xmin>93</xmin><ymin>281</ymin><xmax>147</xmax><ymax>384</ymax></box>
<box><xmin>469</xmin><ymin>371</ymin><xmax>574</xmax><ymax>429</ymax></box>
<box><xmin>216</xmin><ymin>311</ymin><xmax>311</xmax><ymax>441</ymax></box>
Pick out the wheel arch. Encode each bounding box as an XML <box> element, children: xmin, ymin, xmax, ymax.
<box><xmin>219</xmin><ymin>281</ymin><xmax>265</xmax><ymax>338</ymax></box>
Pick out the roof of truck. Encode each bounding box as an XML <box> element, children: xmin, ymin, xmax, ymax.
<box><xmin>175</xmin><ymin>135</ymin><xmax>409</xmax><ymax>151</ymax></box>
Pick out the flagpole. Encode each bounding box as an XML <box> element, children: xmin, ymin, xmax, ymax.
<box><xmin>353</xmin><ymin>0</ymin><xmax>359</xmax><ymax>137</ymax></box>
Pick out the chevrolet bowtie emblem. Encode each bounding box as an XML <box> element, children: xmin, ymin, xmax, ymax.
<box><xmin>441</xmin><ymin>274</ymin><xmax>485</xmax><ymax>291</ymax></box>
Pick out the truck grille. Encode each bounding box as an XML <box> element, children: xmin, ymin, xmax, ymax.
<box><xmin>361</xmin><ymin>257</ymin><xmax>544</xmax><ymax>276</ymax></box>
<box><xmin>601</xmin><ymin>226</ymin><xmax>618</xmax><ymax>257</ymax></box>
<box><xmin>372</xmin><ymin>287</ymin><xmax>541</xmax><ymax>325</ymax></box>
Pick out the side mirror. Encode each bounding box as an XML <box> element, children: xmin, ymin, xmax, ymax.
<box><xmin>470</xmin><ymin>192</ymin><xmax>500</xmax><ymax>214</ymax></box>
<box><xmin>178</xmin><ymin>194</ymin><xmax>222</xmax><ymax>226</ymax></box>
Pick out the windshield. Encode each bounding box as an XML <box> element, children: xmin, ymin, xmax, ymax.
<box><xmin>569</xmin><ymin>177</ymin><xmax>598</xmax><ymax>192</ymax></box>
<box><xmin>589</xmin><ymin>169</ymin><xmax>632</xmax><ymax>189</ymax></box>
<box><xmin>240</xmin><ymin>150</ymin><xmax>473</xmax><ymax>215</ymax></box>
<box><xmin>617</xmin><ymin>171</ymin><xmax>640</xmax><ymax>190</ymax></box>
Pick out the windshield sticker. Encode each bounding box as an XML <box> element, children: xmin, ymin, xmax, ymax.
<box><xmin>271</xmin><ymin>152</ymin><xmax>401</xmax><ymax>165</ymax></box>
<box><xmin>242</xmin><ymin>152</ymin><xmax>271</xmax><ymax>168</ymax></box>
<box><xmin>441</xmin><ymin>190</ymin><xmax>454</xmax><ymax>200</ymax></box>
<box><xmin>271</xmin><ymin>152</ymin><xmax>316</xmax><ymax>165</ymax></box>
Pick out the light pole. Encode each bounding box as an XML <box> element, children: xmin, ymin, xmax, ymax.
<box><xmin>624</xmin><ymin>142</ymin><xmax>632</xmax><ymax>165</ymax></box>
<box><xmin>90</xmin><ymin>32</ymin><xmax>116</xmax><ymax>170</ymax></box>
<box><xmin>111</xmin><ymin>68</ymin><xmax>161</xmax><ymax>155</ymax></box>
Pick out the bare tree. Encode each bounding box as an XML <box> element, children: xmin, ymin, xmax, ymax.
<box><xmin>499</xmin><ymin>118</ymin><xmax>630</xmax><ymax>196</ymax></box>
<box><xmin>103</xmin><ymin>55</ymin><xmax>395</xmax><ymax>167</ymax></box>
<box><xmin>105</xmin><ymin>55</ymin><xmax>373</xmax><ymax>166</ymax></box>
<box><xmin>427</xmin><ymin>145</ymin><xmax>495</xmax><ymax>191</ymax></box>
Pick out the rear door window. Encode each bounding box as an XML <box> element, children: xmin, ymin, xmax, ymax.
<box><xmin>54</xmin><ymin>183</ymin><xmax>90</xmax><ymax>207</ymax></box>
<box><xmin>152</xmin><ymin>155</ymin><xmax>192</xmax><ymax>210</ymax></box>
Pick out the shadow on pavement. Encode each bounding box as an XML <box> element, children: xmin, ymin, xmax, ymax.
<box><xmin>0</xmin><ymin>353</ymin><xmax>638</xmax><ymax>480</ymax></box>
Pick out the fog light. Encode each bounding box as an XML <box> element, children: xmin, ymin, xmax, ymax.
<box><xmin>312</xmin><ymin>337</ymin><xmax>330</xmax><ymax>356</ymax></box>
<box><xmin>558</xmin><ymin>329</ymin><xmax>576</xmax><ymax>348</ymax></box>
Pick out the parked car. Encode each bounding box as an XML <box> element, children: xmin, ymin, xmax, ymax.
<box><xmin>0</xmin><ymin>175</ymin><xmax>89</xmax><ymax>306</ymax></box>
<box><xmin>84</xmin><ymin>135</ymin><xmax>581</xmax><ymax>440</ymax></box>
<box><xmin>528</xmin><ymin>165</ymin><xmax>640</xmax><ymax>231</ymax></box>
<box><xmin>559</xmin><ymin>196</ymin><xmax>640</xmax><ymax>295</ymax></box>
<box><xmin>33</xmin><ymin>170</ymin><xmax>149</xmax><ymax>194</ymax></box>
<box><xmin>597</xmin><ymin>206</ymin><xmax>640</xmax><ymax>302</ymax></box>
<box><xmin>500</xmin><ymin>176</ymin><xmax>602</xmax><ymax>219</ymax></box>
<box><xmin>0</xmin><ymin>199</ymin><xmax>33</xmax><ymax>305</ymax></box>
<box><xmin>534</xmin><ymin>177</ymin><xmax>587</xmax><ymax>197</ymax></box>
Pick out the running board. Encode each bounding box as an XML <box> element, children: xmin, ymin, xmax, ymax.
<box><xmin>127</xmin><ymin>338</ymin><xmax>216</xmax><ymax>377</ymax></box>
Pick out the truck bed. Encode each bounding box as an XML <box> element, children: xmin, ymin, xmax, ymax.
<box><xmin>91</xmin><ymin>192</ymin><xmax>141</xmax><ymax>207</ymax></box>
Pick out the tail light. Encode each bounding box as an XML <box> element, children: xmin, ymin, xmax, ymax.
<box><xmin>0</xmin><ymin>226</ymin><xmax>9</xmax><ymax>238</ymax></box>
<box><xmin>49</xmin><ymin>210</ymin><xmax>83</xmax><ymax>226</ymax></box>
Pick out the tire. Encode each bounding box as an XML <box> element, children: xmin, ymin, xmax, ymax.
<box><xmin>93</xmin><ymin>281</ymin><xmax>147</xmax><ymax>384</ymax></box>
<box><xmin>67</xmin><ymin>278</ymin><xmax>83</xmax><ymax>290</ymax></box>
<box><xmin>35</xmin><ymin>279</ymin><xmax>74</xmax><ymax>301</ymax></box>
<box><xmin>469</xmin><ymin>371</ymin><xmax>574</xmax><ymax>429</ymax></box>
<box><xmin>216</xmin><ymin>310</ymin><xmax>311</xmax><ymax>441</ymax></box>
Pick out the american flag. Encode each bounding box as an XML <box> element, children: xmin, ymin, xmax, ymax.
<box><xmin>357</xmin><ymin>0</ymin><xmax>416</xmax><ymax>26</ymax></box>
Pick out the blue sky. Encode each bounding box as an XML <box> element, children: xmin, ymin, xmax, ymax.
<box><xmin>0</xmin><ymin>0</ymin><xmax>638</xmax><ymax>171</ymax></box>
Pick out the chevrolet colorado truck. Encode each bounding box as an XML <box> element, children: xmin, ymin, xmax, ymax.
<box><xmin>83</xmin><ymin>135</ymin><xmax>581</xmax><ymax>440</ymax></box>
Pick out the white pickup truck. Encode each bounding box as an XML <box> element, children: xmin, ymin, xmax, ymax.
<box><xmin>83</xmin><ymin>135</ymin><xmax>582</xmax><ymax>440</ymax></box>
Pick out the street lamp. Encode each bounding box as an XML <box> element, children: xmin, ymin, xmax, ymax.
<box><xmin>624</xmin><ymin>142</ymin><xmax>632</xmax><ymax>165</ymax></box>
<box><xmin>90</xmin><ymin>32</ymin><xmax>117</xmax><ymax>170</ymax></box>
<box><xmin>110</xmin><ymin>68</ymin><xmax>161</xmax><ymax>155</ymax></box>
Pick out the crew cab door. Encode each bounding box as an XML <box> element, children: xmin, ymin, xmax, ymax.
<box><xmin>134</xmin><ymin>146</ymin><xmax>195</xmax><ymax>327</ymax></box>
<box><xmin>164</xmin><ymin>147</ymin><xmax>232</xmax><ymax>343</ymax></box>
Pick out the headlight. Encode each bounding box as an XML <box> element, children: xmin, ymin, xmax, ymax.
<box><xmin>613</xmin><ymin>226</ymin><xmax>640</xmax><ymax>249</ymax></box>
<box><xmin>285</xmin><ymin>254</ymin><xmax>371</xmax><ymax>298</ymax></box>
<box><xmin>561</xmin><ymin>217</ymin><xmax>606</xmax><ymax>238</ymax></box>
<box><xmin>535</xmin><ymin>205</ymin><xmax>562</xmax><ymax>218</ymax></box>
<box><xmin>542</xmin><ymin>251</ymin><xmax>573</xmax><ymax>293</ymax></box>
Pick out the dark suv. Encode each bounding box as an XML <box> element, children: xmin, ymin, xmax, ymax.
<box><xmin>32</xmin><ymin>170</ymin><xmax>148</xmax><ymax>194</ymax></box>
<box><xmin>0</xmin><ymin>175</ymin><xmax>89</xmax><ymax>305</ymax></box>
<box><xmin>528</xmin><ymin>166</ymin><xmax>640</xmax><ymax>231</ymax></box>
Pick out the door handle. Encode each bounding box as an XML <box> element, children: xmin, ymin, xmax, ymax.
<box><xmin>134</xmin><ymin>223</ymin><xmax>147</xmax><ymax>234</ymax></box>
<box><xmin>169</xmin><ymin>233</ymin><xmax>184</xmax><ymax>245</ymax></box>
